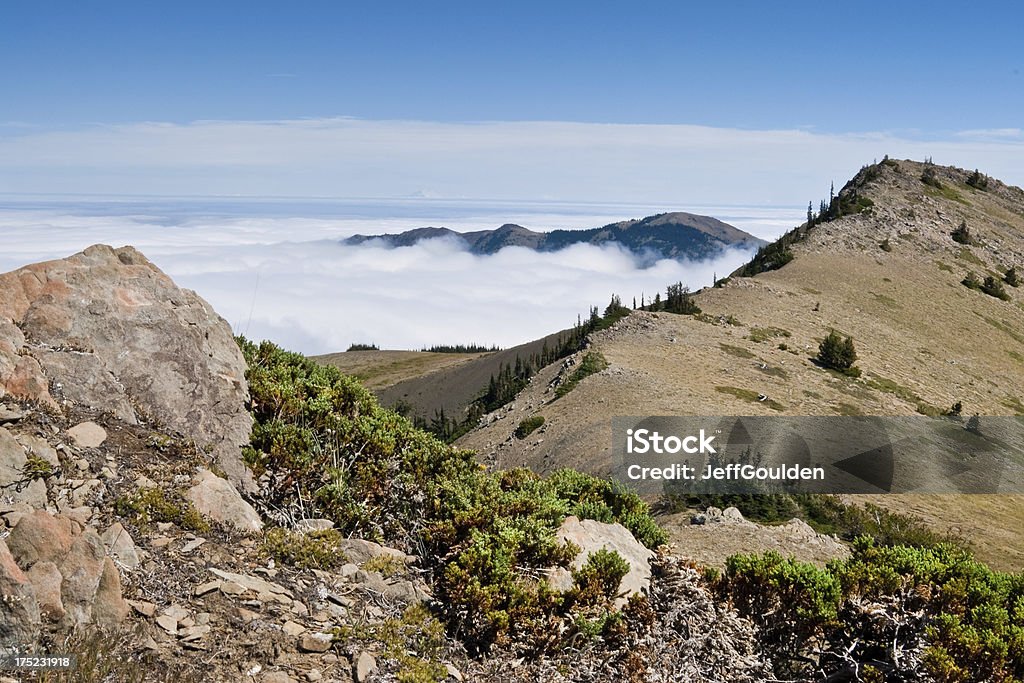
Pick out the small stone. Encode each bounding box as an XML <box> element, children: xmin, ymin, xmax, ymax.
<box><xmin>260</xmin><ymin>673</ymin><xmax>296</xmax><ymax>683</ymax></box>
<box><xmin>130</xmin><ymin>600</ymin><xmax>157</xmax><ymax>617</ymax></box>
<box><xmin>298</xmin><ymin>633</ymin><xmax>333</xmax><ymax>653</ymax></box>
<box><xmin>445</xmin><ymin>663</ymin><xmax>464</xmax><ymax>681</ymax></box>
<box><xmin>75</xmin><ymin>458</ymin><xmax>91</xmax><ymax>472</ymax></box>
<box><xmin>102</xmin><ymin>523</ymin><xmax>140</xmax><ymax>570</ymax></box>
<box><xmin>181</xmin><ymin>538</ymin><xmax>206</xmax><ymax>553</ymax></box>
<box><xmin>195</xmin><ymin>612</ymin><xmax>211</xmax><ymax>625</ymax></box>
<box><xmin>150</xmin><ymin>537</ymin><xmax>172</xmax><ymax>549</ymax></box>
<box><xmin>66</xmin><ymin>506</ymin><xmax>93</xmax><ymax>526</ymax></box>
<box><xmin>0</xmin><ymin>405</ymin><xmax>25</xmax><ymax>423</ymax></box>
<box><xmin>294</xmin><ymin>518</ymin><xmax>334</xmax><ymax>533</ymax></box>
<box><xmin>67</xmin><ymin>422</ymin><xmax>107</xmax><ymax>448</ymax></box>
<box><xmin>282</xmin><ymin>620</ymin><xmax>305</xmax><ymax>637</ymax></box>
<box><xmin>354</xmin><ymin>651</ymin><xmax>377</xmax><ymax>682</ymax></box>
<box><xmin>135</xmin><ymin>475</ymin><xmax>156</xmax><ymax>489</ymax></box>
<box><xmin>306</xmin><ymin>670</ymin><xmax>323</xmax><ymax>682</ymax></box>
<box><xmin>163</xmin><ymin>604</ymin><xmax>189</xmax><ymax>622</ymax></box>
<box><xmin>155</xmin><ymin>614</ymin><xmax>178</xmax><ymax>634</ymax></box>
<box><xmin>179</xmin><ymin>624</ymin><xmax>211</xmax><ymax>642</ymax></box>
<box><xmin>220</xmin><ymin>581</ymin><xmax>247</xmax><ymax>595</ymax></box>
<box><xmin>195</xmin><ymin>580</ymin><xmax>222</xmax><ymax>596</ymax></box>
<box><xmin>236</xmin><ymin>607</ymin><xmax>260</xmax><ymax>623</ymax></box>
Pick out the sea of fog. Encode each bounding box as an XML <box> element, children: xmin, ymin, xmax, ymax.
<box><xmin>0</xmin><ymin>196</ymin><xmax>803</xmax><ymax>354</ymax></box>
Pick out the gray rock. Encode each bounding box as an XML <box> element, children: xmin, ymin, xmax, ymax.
<box><xmin>185</xmin><ymin>469</ymin><xmax>263</xmax><ymax>534</ymax></box>
<box><xmin>298</xmin><ymin>633</ymin><xmax>333</xmax><ymax>653</ymax></box>
<box><xmin>354</xmin><ymin>651</ymin><xmax>377</xmax><ymax>683</ymax></box>
<box><xmin>338</xmin><ymin>538</ymin><xmax>407</xmax><ymax>566</ymax></box>
<box><xmin>0</xmin><ymin>427</ymin><xmax>47</xmax><ymax>508</ymax></box>
<box><xmin>295</xmin><ymin>518</ymin><xmax>334</xmax><ymax>533</ymax></box>
<box><xmin>0</xmin><ymin>403</ymin><xmax>25</xmax><ymax>424</ymax></box>
<box><xmin>0</xmin><ymin>245</ymin><xmax>254</xmax><ymax>492</ymax></box>
<box><xmin>14</xmin><ymin>434</ymin><xmax>59</xmax><ymax>469</ymax></box>
<box><xmin>58</xmin><ymin>529</ymin><xmax>106</xmax><ymax>627</ymax></box>
<box><xmin>66</xmin><ymin>422</ymin><xmax>107</xmax><ymax>448</ymax></box>
<box><xmin>6</xmin><ymin>509</ymin><xmax>77</xmax><ymax>567</ymax></box>
<box><xmin>101</xmin><ymin>523</ymin><xmax>140</xmax><ymax>570</ymax></box>
<box><xmin>208</xmin><ymin>568</ymin><xmax>292</xmax><ymax>600</ymax></box>
<box><xmin>552</xmin><ymin>515</ymin><xmax>654</xmax><ymax>608</ymax></box>
<box><xmin>0</xmin><ymin>539</ymin><xmax>41</xmax><ymax>647</ymax></box>
<box><xmin>91</xmin><ymin>556</ymin><xmax>130</xmax><ymax>627</ymax></box>
<box><xmin>26</xmin><ymin>561</ymin><xmax>64</xmax><ymax>619</ymax></box>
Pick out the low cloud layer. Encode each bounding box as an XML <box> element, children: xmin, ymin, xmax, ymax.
<box><xmin>0</xmin><ymin>203</ymin><xmax>782</xmax><ymax>353</ymax></box>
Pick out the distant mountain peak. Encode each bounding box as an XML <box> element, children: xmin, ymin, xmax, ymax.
<box><xmin>344</xmin><ymin>211</ymin><xmax>765</xmax><ymax>261</ymax></box>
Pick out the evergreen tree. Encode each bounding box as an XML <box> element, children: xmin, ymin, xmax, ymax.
<box><xmin>817</xmin><ymin>330</ymin><xmax>859</xmax><ymax>375</ymax></box>
<box><xmin>1005</xmin><ymin>267</ymin><xmax>1021</xmax><ymax>288</ymax></box>
<box><xmin>962</xmin><ymin>272</ymin><xmax>981</xmax><ymax>290</ymax></box>
<box><xmin>951</xmin><ymin>220</ymin><xmax>974</xmax><ymax>245</ymax></box>
<box><xmin>981</xmin><ymin>276</ymin><xmax>1010</xmax><ymax>301</ymax></box>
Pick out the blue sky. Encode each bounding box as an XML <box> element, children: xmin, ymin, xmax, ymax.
<box><xmin>1</xmin><ymin>2</ymin><xmax>1022</xmax><ymax>202</ymax></box>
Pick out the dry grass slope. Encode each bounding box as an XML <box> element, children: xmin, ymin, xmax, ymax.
<box><xmin>458</xmin><ymin>159</ymin><xmax>1024</xmax><ymax>570</ymax></box>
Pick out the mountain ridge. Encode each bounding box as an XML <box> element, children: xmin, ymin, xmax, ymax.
<box><xmin>344</xmin><ymin>210</ymin><xmax>766</xmax><ymax>260</ymax></box>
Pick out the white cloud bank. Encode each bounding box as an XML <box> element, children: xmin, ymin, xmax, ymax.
<box><xmin>2</xmin><ymin>118</ymin><xmax>1022</xmax><ymax>206</ymax></box>
<box><xmin>0</xmin><ymin>204</ymin><xmax>773</xmax><ymax>354</ymax></box>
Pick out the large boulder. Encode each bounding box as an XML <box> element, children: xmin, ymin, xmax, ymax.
<box><xmin>0</xmin><ymin>245</ymin><xmax>254</xmax><ymax>491</ymax></box>
<box><xmin>185</xmin><ymin>468</ymin><xmax>263</xmax><ymax>534</ymax></box>
<box><xmin>551</xmin><ymin>515</ymin><xmax>654</xmax><ymax>607</ymax></box>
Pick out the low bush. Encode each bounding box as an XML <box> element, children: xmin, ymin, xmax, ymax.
<box><xmin>238</xmin><ymin>338</ymin><xmax>665</xmax><ymax>653</ymax></box>
<box><xmin>263</xmin><ymin>527</ymin><xmax>346</xmax><ymax>570</ymax></box>
<box><xmin>555</xmin><ymin>352</ymin><xmax>608</xmax><ymax>399</ymax></box>
<box><xmin>514</xmin><ymin>415</ymin><xmax>545</xmax><ymax>439</ymax></box>
<box><xmin>115</xmin><ymin>487</ymin><xmax>210</xmax><ymax>533</ymax></box>
<box><xmin>720</xmin><ymin>538</ymin><xmax>1024</xmax><ymax>680</ymax></box>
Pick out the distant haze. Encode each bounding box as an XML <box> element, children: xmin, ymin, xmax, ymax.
<box><xmin>0</xmin><ymin>199</ymin><xmax>798</xmax><ymax>354</ymax></box>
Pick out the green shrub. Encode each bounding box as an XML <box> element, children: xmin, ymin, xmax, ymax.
<box><xmin>817</xmin><ymin>330</ymin><xmax>859</xmax><ymax>376</ymax></box>
<box><xmin>966</xmin><ymin>169</ymin><xmax>989</xmax><ymax>190</ymax></box>
<box><xmin>263</xmin><ymin>527</ymin><xmax>346</xmax><ymax>570</ymax></box>
<box><xmin>962</xmin><ymin>271</ymin><xmax>982</xmax><ymax>290</ymax></box>
<box><xmin>922</xmin><ymin>166</ymin><xmax>943</xmax><ymax>188</ymax></box>
<box><xmin>115</xmin><ymin>487</ymin><xmax>210</xmax><ymax>533</ymax></box>
<box><xmin>23</xmin><ymin>454</ymin><xmax>55</xmax><ymax>480</ymax></box>
<box><xmin>555</xmin><ymin>352</ymin><xmax>608</xmax><ymax>399</ymax></box>
<box><xmin>982</xmin><ymin>275</ymin><xmax>1011</xmax><ymax>301</ymax></box>
<box><xmin>238</xmin><ymin>338</ymin><xmax>665</xmax><ymax>653</ymax></box>
<box><xmin>571</xmin><ymin>548</ymin><xmax>630</xmax><ymax>604</ymax></box>
<box><xmin>1006</xmin><ymin>267</ymin><xmax>1021</xmax><ymax>288</ymax></box>
<box><xmin>721</xmin><ymin>539</ymin><xmax>1024</xmax><ymax>681</ymax></box>
<box><xmin>514</xmin><ymin>415</ymin><xmax>545</xmax><ymax>439</ymax></box>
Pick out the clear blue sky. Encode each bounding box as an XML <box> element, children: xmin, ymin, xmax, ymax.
<box><xmin>3</xmin><ymin>1</ymin><xmax>1022</xmax><ymax>133</ymax></box>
